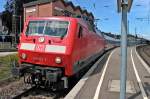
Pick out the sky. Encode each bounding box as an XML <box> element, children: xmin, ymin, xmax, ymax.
<box><xmin>0</xmin><ymin>0</ymin><xmax>5</xmax><ymax>12</ymax></box>
<box><xmin>0</xmin><ymin>0</ymin><xmax>150</xmax><ymax>40</ymax></box>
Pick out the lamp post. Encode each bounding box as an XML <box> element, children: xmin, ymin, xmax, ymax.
<box><xmin>117</xmin><ymin>0</ymin><xmax>133</xmax><ymax>99</ymax></box>
<box><xmin>12</xmin><ymin>0</ymin><xmax>17</xmax><ymax>45</ymax></box>
<box><xmin>120</xmin><ymin>3</ymin><xmax>128</xmax><ymax>99</ymax></box>
<box><xmin>15</xmin><ymin>15</ymin><xmax>22</xmax><ymax>34</ymax></box>
<box><xmin>12</xmin><ymin>0</ymin><xmax>22</xmax><ymax>45</ymax></box>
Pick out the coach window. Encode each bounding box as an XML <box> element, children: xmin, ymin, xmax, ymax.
<box><xmin>78</xmin><ymin>26</ymin><xmax>83</xmax><ymax>38</ymax></box>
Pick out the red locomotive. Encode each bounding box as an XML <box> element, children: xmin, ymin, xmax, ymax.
<box><xmin>16</xmin><ymin>17</ymin><xmax>105</xmax><ymax>90</ymax></box>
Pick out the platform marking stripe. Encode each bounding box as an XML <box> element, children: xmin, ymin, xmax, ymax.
<box><xmin>135</xmin><ymin>47</ymin><xmax>150</xmax><ymax>74</ymax></box>
<box><xmin>131</xmin><ymin>49</ymin><xmax>148</xmax><ymax>99</ymax></box>
<box><xmin>93</xmin><ymin>50</ymin><xmax>115</xmax><ymax>99</ymax></box>
<box><xmin>64</xmin><ymin>51</ymin><xmax>107</xmax><ymax>99</ymax></box>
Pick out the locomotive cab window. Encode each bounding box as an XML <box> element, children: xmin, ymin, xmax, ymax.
<box><xmin>26</xmin><ymin>20</ymin><xmax>69</xmax><ymax>37</ymax></box>
<box><xmin>26</xmin><ymin>21</ymin><xmax>45</xmax><ymax>35</ymax></box>
<box><xmin>78</xmin><ymin>25</ymin><xmax>83</xmax><ymax>38</ymax></box>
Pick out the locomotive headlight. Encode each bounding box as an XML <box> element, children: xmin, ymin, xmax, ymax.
<box><xmin>55</xmin><ymin>57</ymin><xmax>62</xmax><ymax>64</ymax></box>
<box><xmin>21</xmin><ymin>53</ymin><xmax>27</xmax><ymax>59</ymax></box>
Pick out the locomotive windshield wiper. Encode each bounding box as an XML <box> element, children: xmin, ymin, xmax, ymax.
<box><xmin>60</xmin><ymin>31</ymin><xmax>67</xmax><ymax>40</ymax></box>
<box><xmin>25</xmin><ymin>33</ymin><xmax>28</xmax><ymax>37</ymax></box>
<box><xmin>60</xmin><ymin>29</ymin><xmax>68</xmax><ymax>40</ymax></box>
<box><xmin>60</xmin><ymin>34</ymin><xmax>65</xmax><ymax>40</ymax></box>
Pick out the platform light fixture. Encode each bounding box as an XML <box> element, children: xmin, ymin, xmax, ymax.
<box><xmin>127</xmin><ymin>0</ymin><xmax>133</xmax><ymax>12</ymax></box>
<box><xmin>117</xmin><ymin>0</ymin><xmax>133</xmax><ymax>13</ymax></box>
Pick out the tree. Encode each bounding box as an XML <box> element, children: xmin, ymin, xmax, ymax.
<box><xmin>3</xmin><ymin>0</ymin><xmax>37</xmax><ymax>33</ymax></box>
<box><xmin>1</xmin><ymin>10</ymin><xmax>12</xmax><ymax>33</ymax></box>
<box><xmin>4</xmin><ymin>0</ymin><xmax>37</xmax><ymax>13</ymax></box>
<box><xmin>4</xmin><ymin>0</ymin><xmax>14</xmax><ymax>12</ymax></box>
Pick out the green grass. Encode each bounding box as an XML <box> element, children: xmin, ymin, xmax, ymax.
<box><xmin>0</xmin><ymin>54</ymin><xmax>18</xmax><ymax>80</ymax></box>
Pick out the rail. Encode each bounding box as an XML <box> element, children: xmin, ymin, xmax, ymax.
<box><xmin>136</xmin><ymin>45</ymin><xmax>150</xmax><ymax>66</ymax></box>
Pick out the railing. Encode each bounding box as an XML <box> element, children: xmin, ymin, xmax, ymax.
<box><xmin>0</xmin><ymin>42</ymin><xmax>12</xmax><ymax>49</ymax></box>
<box><xmin>0</xmin><ymin>35</ymin><xmax>17</xmax><ymax>50</ymax></box>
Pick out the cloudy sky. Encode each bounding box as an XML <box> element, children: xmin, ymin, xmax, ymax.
<box><xmin>0</xmin><ymin>0</ymin><xmax>150</xmax><ymax>40</ymax></box>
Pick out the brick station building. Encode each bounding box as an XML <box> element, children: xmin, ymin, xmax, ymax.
<box><xmin>23</xmin><ymin>0</ymin><xmax>94</xmax><ymax>25</ymax></box>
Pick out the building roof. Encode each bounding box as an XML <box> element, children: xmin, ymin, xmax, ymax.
<box><xmin>75</xmin><ymin>6</ymin><xmax>82</xmax><ymax>13</ymax></box>
<box><xmin>23</xmin><ymin>0</ymin><xmax>53</xmax><ymax>7</ymax></box>
<box><xmin>65</xmin><ymin>1</ymin><xmax>75</xmax><ymax>10</ymax></box>
<box><xmin>23</xmin><ymin>0</ymin><xmax>94</xmax><ymax>19</ymax></box>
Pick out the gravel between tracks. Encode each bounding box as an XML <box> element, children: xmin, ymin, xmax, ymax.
<box><xmin>136</xmin><ymin>45</ymin><xmax>150</xmax><ymax>66</ymax></box>
<box><xmin>0</xmin><ymin>78</ymin><xmax>32</xmax><ymax>99</ymax></box>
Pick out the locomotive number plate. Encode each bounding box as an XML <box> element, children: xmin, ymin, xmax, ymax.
<box><xmin>35</xmin><ymin>44</ymin><xmax>45</xmax><ymax>52</ymax></box>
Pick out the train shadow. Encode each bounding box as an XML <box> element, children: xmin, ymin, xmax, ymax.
<box><xmin>81</xmin><ymin>47</ymin><xmax>113</xmax><ymax>79</ymax></box>
<box><xmin>144</xmin><ymin>82</ymin><xmax>150</xmax><ymax>97</ymax></box>
<box><xmin>90</xmin><ymin>52</ymin><xmax>110</xmax><ymax>77</ymax></box>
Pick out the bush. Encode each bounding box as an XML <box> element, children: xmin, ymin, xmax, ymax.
<box><xmin>0</xmin><ymin>54</ymin><xmax>18</xmax><ymax>80</ymax></box>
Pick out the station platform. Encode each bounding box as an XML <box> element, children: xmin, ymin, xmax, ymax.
<box><xmin>65</xmin><ymin>47</ymin><xmax>150</xmax><ymax>99</ymax></box>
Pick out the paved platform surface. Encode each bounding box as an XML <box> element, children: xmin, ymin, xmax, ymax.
<box><xmin>66</xmin><ymin>47</ymin><xmax>150</xmax><ymax>99</ymax></box>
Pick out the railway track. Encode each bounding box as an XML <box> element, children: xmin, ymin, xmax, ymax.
<box><xmin>136</xmin><ymin>45</ymin><xmax>150</xmax><ymax>66</ymax></box>
<box><xmin>0</xmin><ymin>78</ymin><xmax>34</xmax><ymax>99</ymax></box>
<box><xmin>0</xmin><ymin>78</ymin><xmax>63</xmax><ymax>99</ymax></box>
<box><xmin>0</xmin><ymin>75</ymin><xmax>88</xmax><ymax>99</ymax></box>
<box><xmin>0</xmin><ymin>67</ymin><xmax>91</xmax><ymax>99</ymax></box>
<box><xmin>12</xmin><ymin>86</ymin><xmax>35</xmax><ymax>99</ymax></box>
<box><xmin>0</xmin><ymin>77</ymin><xmax>70</xmax><ymax>99</ymax></box>
<box><xmin>17</xmin><ymin>87</ymin><xmax>57</xmax><ymax>99</ymax></box>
